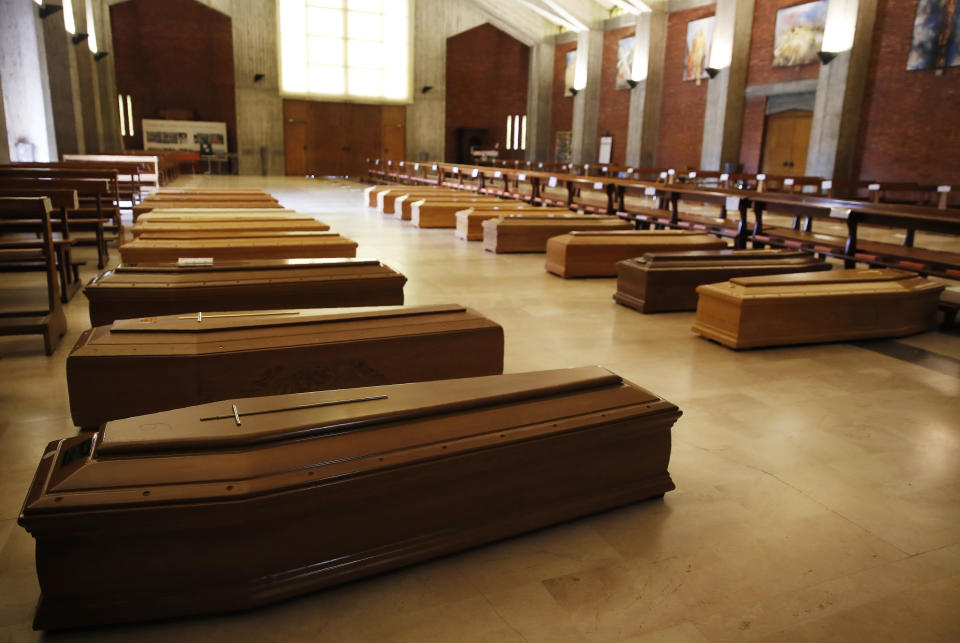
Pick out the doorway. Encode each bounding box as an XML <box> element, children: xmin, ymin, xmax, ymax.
<box><xmin>283</xmin><ymin>100</ymin><xmax>405</xmax><ymax>177</ymax></box>
<box><xmin>761</xmin><ymin>109</ymin><xmax>812</xmax><ymax>176</ymax></box>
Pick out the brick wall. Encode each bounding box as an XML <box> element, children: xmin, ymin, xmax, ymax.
<box><xmin>656</xmin><ymin>5</ymin><xmax>715</xmax><ymax>170</ymax></box>
<box><xmin>445</xmin><ymin>24</ymin><xmax>529</xmax><ymax>163</ymax></box>
<box><xmin>550</xmin><ymin>40</ymin><xmax>577</xmax><ymax>161</ymax></box>
<box><xmin>111</xmin><ymin>0</ymin><xmax>236</xmax><ymax>154</ymax></box>
<box><xmin>746</xmin><ymin>0</ymin><xmax>821</xmax><ymax>87</ymax></box>
<box><xmin>738</xmin><ymin>96</ymin><xmax>766</xmax><ymax>173</ymax></box>
<box><xmin>856</xmin><ymin>0</ymin><xmax>960</xmax><ymax>184</ymax></box>
<box><xmin>596</xmin><ymin>26</ymin><xmax>636</xmax><ymax>166</ymax></box>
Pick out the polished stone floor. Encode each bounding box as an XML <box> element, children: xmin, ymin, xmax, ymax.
<box><xmin>1</xmin><ymin>176</ymin><xmax>958</xmax><ymax>642</ymax></box>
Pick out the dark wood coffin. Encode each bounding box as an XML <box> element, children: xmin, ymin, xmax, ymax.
<box><xmin>19</xmin><ymin>366</ymin><xmax>681</xmax><ymax>630</ymax></box>
<box><xmin>545</xmin><ymin>231</ymin><xmax>728</xmax><ymax>278</ymax></box>
<box><xmin>410</xmin><ymin>198</ymin><xmax>515</xmax><ymax>227</ymax></box>
<box><xmin>692</xmin><ymin>269</ymin><xmax>944</xmax><ymax>349</ymax></box>
<box><xmin>67</xmin><ymin>304</ymin><xmax>504</xmax><ymax>430</ymax></box>
<box><xmin>614</xmin><ymin>249</ymin><xmax>832</xmax><ymax>313</ymax></box>
<box><xmin>19</xmin><ymin>367</ymin><xmax>680</xmax><ymax>629</ymax></box>
<box><xmin>482</xmin><ymin>215</ymin><xmax>633</xmax><ymax>253</ymax></box>
<box><xmin>455</xmin><ymin>206</ymin><xmax>571</xmax><ymax>240</ymax></box>
<box><xmin>84</xmin><ymin>259</ymin><xmax>406</xmax><ymax>326</ymax></box>
<box><xmin>118</xmin><ymin>233</ymin><xmax>358</xmax><ymax>263</ymax></box>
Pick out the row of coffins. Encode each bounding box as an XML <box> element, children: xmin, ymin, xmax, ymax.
<box><xmin>18</xmin><ymin>186</ymin><xmax>684</xmax><ymax>630</ymax></box>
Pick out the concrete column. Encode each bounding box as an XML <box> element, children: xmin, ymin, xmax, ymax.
<box><xmin>43</xmin><ymin>10</ymin><xmax>86</xmax><ymax>154</ymax></box>
<box><xmin>93</xmin><ymin>0</ymin><xmax>122</xmax><ymax>151</ymax></box>
<box><xmin>625</xmin><ymin>8</ymin><xmax>667</xmax><ymax>168</ymax></box>
<box><xmin>570</xmin><ymin>28</ymin><xmax>603</xmax><ymax>163</ymax></box>
<box><xmin>806</xmin><ymin>0</ymin><xmax>877</xmax><ymax>181</ymax></box>
<box><xmin>700</xmin><ymin>0</ymin><xmax>753</xmax><ymax>171</ymax></box>
<box><xmin>525</xmin><ymin>41</ymin><xmax>554</xmax><ymax>162</ymax></box>
<box><xmin>0</xmin><ymin>0</ymin><xmax>57</xmax><ymax>161</ymax></box>
<box><xmin>0</xmin><ymin>74</ymin><xmax>10</xmax><ymax>164</ymax></box>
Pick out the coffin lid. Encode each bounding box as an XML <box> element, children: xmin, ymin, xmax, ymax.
<box><xmin>107</xmin><ymin>304</ymin><xmax>467</xmax><ymax>334</ymax></box>
<box><xmin>109</xmin><ymin>258</ymin><xmax>384</xmax><ymax>274</ymax></box>
<box><xmin>97</xmin><ymin>367</ymin><xmax>635</xmax><ymax>455</ymax></box>
<box><xmin>631</xmin><ymin>249</ymin><xmax>818</xmax><ymax>265</ymax></box>
<box><xmin>729</xmin><ymin>268</ymin><xmax>918</xmax><ymax>287</ymax></box>
<box><xmin>568</xmin><ymin>230</ymin><xmax>707</xmax><ymax>237</ymax></box>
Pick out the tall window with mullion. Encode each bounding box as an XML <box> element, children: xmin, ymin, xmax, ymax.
<box><xmin>279</xmin><ymin>0</ymin><xmax>411</xmax><ymax>102</ymax></box>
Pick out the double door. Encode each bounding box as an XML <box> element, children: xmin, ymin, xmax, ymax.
<box><xmin>761</xmin><ymin>109</ymin><xmax>812</xmax><ymax>177</ymax></box>
<box><xmin>284</xmin><ymin>100</ymin><xmax>405</xmax><ymax>177</ymax></box>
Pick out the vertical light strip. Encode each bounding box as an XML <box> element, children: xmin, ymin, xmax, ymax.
<box><xmin>521</xmin><ymin>115</ymin><xmax>527</xmax><ymax>151</ymax></box>
<box><xmin>118</xmin><ymin>94</ymin><xmax>127</xmax><ymax>136</ymax></box>
<box><xmin>506</xmin><ymin>115</ymin><xmax>512</xmax><ymax>151</ymax></box>
<box><xmin>126</xmin><ymin>95</ymin><xmax>134</xmax><ymax>136</ymax></box>
<box><xmin>62</xmin><ymin>0</ymin><xmax>76</xmax><ymax>34</ymax></box>
<box><xmin>513</xmin><ymin>115</ymin><xmax>520</xmax><ymax>151</ymax></box>
<box><xmin>85</xmin><ymin>0</ymin><xmax>99</xmax><ymax>52</ymax></box>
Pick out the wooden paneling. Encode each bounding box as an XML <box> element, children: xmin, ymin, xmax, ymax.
<box><xmin>110</xmin><ymin>0</ymin><xmax>237</xmax><ymax>154</ymax></box>
<box><xmin>283</xmin><ymin>100</ymin><xmax>401</xmax><ymax>177</ymax></box>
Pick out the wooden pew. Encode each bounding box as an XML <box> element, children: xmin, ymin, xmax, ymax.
<box><xmin>692</xmin><ymin>269</ymin><xmax>944</xmax><ymax>349</ymax></box>
<box><xmin>0</xmin><ymin>197</ymin><xmax>67</xmax><ymax>354</ymax></box>
<box><xmin>67</xmin><ymin>304</ymin><xmax>504</xmax><ymax>430</ymax></box>
<box><xmin>63</xmin><ymin>153</ymin><xmax>160</xmax><ymax>191</ymax></box>
<box><xmin>0</xmin><ymin>178</ymin><xmax>112</xmax><ymax>270</ymax></box>
<box><xmin>118</xmin><ymin>233</ymin><xmax>359</xmax><ymax>262</ymax></box>
<box><xmin>0</xmin><ymin>167</ymin><xmax>122</xmax><ymax>228</ymax></box>
<box><xmin>2</xmin><ymin>161</ymin><xmax>145</xmax><ymax>206</ymax></box>
<box><xmin>544</xmin><ymin>231</ymin><xmax>728</xmax><ymax>278</ymax></box>
<box><xmin>482</xmin><ymin>215</ymin><xmax>633</xmax><ymax>253</ymax></box>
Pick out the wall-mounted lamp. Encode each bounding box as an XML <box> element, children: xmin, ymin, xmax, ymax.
<box><xmin>817</xmin><ymin>51</ymin><xmax>838</xmax><ymax>65</ymax></box>
<box><xmin>626</xmin><ymin>79</ymin><xmax>639</xmax><ymax>89</ymax></box>
<box><xmin>569</xmin><ymin>87</ymin><xmax>579</xmax><ymax>96</ymax></box>
<box><xmin>72</xmin><ymin>33</ymin><xmax>89</xmax><ymax>45</ymax></box>
<box><xmin>94</xmin><ymin>51</ymin><xmax>109</xmax><ymax>62</ymax></box>
<box><xmin>421</xmin><ymin>85</ymin><xmax>433</xmax><ymax>94</ymax></box>
<box><xmin>253</xmin><ymin>73</ymin><xmax>265</xmax><ymax>82</ymax></box>
<box><xmin>705</xmin><ymin>67</ymin><xmax>720</xmax><ymax>79</ymax></box>
<box><xmin>38</xmin><ymin>4</ymin><xmax>63</xmax><ymax>18</ymax></box>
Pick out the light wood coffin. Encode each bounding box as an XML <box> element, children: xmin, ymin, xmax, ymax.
<box><xmin>455</xmin><ymin>206</ymin><xmax>572</xmax><ymax>240</ymax></box>
<box><xmin>614</xmin><ymin>249</ymin><xmax>832</xmax><ymax>313</ymax></box>
<box><xmin>19</xmin><ymin>366</ymin><xmax>681</xmax><ymax>630</ymax></box>
<box><xmin>134</xmin><ymin>200</ymin><xmax>283</xmax><ymax>218</ymax></box>
<box><xmin>84</xmin><ymin>259</ymin><xmax>406</xmax><ymax>326</ymax></box>
<box><xmin>133</xmin><ymin>221</ymin><xmax>331</xmax><ymax>238</ymax></box>
<box><xmin>410</xmin><ymin>199</ymin><xmax>525</xmax><ymax>228</ymax></box>
<box><xmin>118</xmin><ymin>233</ymin><xmax>358</xmax><ymax>263</ymax></box>
<box><xmin>482</xmin><ymin>215</ymin><xmax>633</xmax><ymax>253</ymax></box>
<box><xmin>67</xmin><ymin>304</ymin><xmax>504</xmax><ymax>429</ymax></box>
<box><xmin>692</xmin><ymin>269</ymin><xmax>944</xmax><ymax>349</ymax></box>
<box><xmin>378</xmin><ymin>189</ymin><xmax>461</xmax><ymax>215</ymax></box>
<box><xmin>545</xmin><ymin>231</ymin><xmax>728</xmax><ymax>278</ymax></box>
<box><xmin>137</xmin><ymin>209</ymin><xmax>306</xmax><ymax>222</ymax></box>
<box><xmin>395</xmin><ymin>191</ymin><xmax>470</xmax><ymax>219</ymax></box>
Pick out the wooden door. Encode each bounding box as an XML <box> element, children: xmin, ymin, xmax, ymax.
<box><xmin>308</xmin><ymin>102</ymin><xmax>347</xmax><ymax>176</ymax></box>
<box><xmin>380</xmin><ymin>105</ymin><xmax>406</xmax><ymax>164</ymax></box>
<box><xmin>762</xmin><ymin>109</ymin><xmax>812</xmax><ymax>176</ymax></box>
<box><xmin>284</xmin><ymin>120</ymin><xmax>308</xmax><ymax>176</ymax></box>
<box><xmin>342</xmin><ymin>103</ymin><xmax>382</xmax><ymax>178</ymax></box>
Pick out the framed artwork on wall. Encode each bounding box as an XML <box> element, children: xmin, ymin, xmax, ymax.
<box><xmin>683</xmin><ymin>16</ymin><xmax>715</xmax><ymax>82</ymax></box>
<box><xmin>616</xmin><ymin>36</ymin><xmax>637</xmax><ymax>90</ymax></box>
<box><xmin>907</xmin><ymin>0</ymin><xmax>960</xmax><ymax>70</ymax></box>
<box><xmin>564</xmin><ymin>50</ymin><xmax>578</xmax><ymax>96</ymax></box>
<box><xmin>772</xmin><ymin>1</ymin><xmax>829</xmax><ymax>67</ymax></box>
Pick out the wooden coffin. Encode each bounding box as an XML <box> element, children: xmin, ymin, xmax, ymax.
<box><xmin>118</xmin><ymin>233</ymin><xmax>358</xmax><ymax>263</ymax></box>
<box><xmin>482</xmin><ymin>215</ymin><xmax>633</xmax><ymax>253</ymax></box>
<box><xmin>84</xmin><ymin>258</ymin><xmax>406</xmax><ymax>326</ymax></box>
<box><xmin>378</xmin><ymin>189</ymin><xmax>461</xmax><ymax>215</ymax></box>
<box><xmin>394</xmin><ymin>191</ymin><xmax>467</xmax><ymax>219</ymax></box>
<box><xmin>133</xmin><ymin>220</ymin><xmax>331</xmax><ymax>238</ymax></box>
<box><xmin>364</xmin><ymin>184</ymin><xmax>397</xmax><ymax>207</ymax></box>
<box><xmin>137</xmin><ymin>209</ymin><xmax>310</xmax><ymax>223</ymax></box>
<box><xmin>545</xmin><ymin>231</ymin><xmax>728</xmax><ymax>278</ymax></box>
<box><xmin>455</xmin><ymin>206</ymin><xmax>572</xmax><ymax>240</ymax></box>
<box><xmin>614</xmin><ymin>249</ymin><xmax>832</xmax><ymax>313</ymax></box>
<box><xmin>19</xmin><ymin>366</ymin><xmax>681</xmax><ymax>630</ymax></box>
<box><xmin>692</xmin><ymin>269</ymin><xmax>944</xmax><ymax>349</ymax></box>
<box><xmin>134</xmin><ymin>200</ymin><xmax>284</xmax><ymax>217</ymax></box>
<box><xmin>67</xmin><ymin>304</ymin><xmax>504</xmax><ymax>429</ymax></box>
<box><xmin>411</xmin><ymin>199</ymin><xmax>524</xmax><ymax>228</ymax></box>
<box><xmin>137</xmin><ymin>230</ymin><xmax>339</xmax><ymax>241</ymax></box>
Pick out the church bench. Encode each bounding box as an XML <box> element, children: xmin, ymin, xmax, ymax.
<box><xmin>0</xmin><ymin>167</ymin><xmax>122</xmax><ymax>228</ymax></box>
<box><xmin>0</xmin><ymin>197</ymin><xmax>68</xmax><ymax>354</ymax></box>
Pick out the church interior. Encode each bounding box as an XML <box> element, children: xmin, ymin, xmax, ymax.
<box><xmin>1</xmin><ymin>0</ymin><xmax>959</xmax><ymax>640</ymax></box>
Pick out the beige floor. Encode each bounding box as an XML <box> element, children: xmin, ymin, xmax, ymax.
<box><xmin>1</xmin><ymin>176</ymin><xmax>959</xmax><ymax>642</ymax></box>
